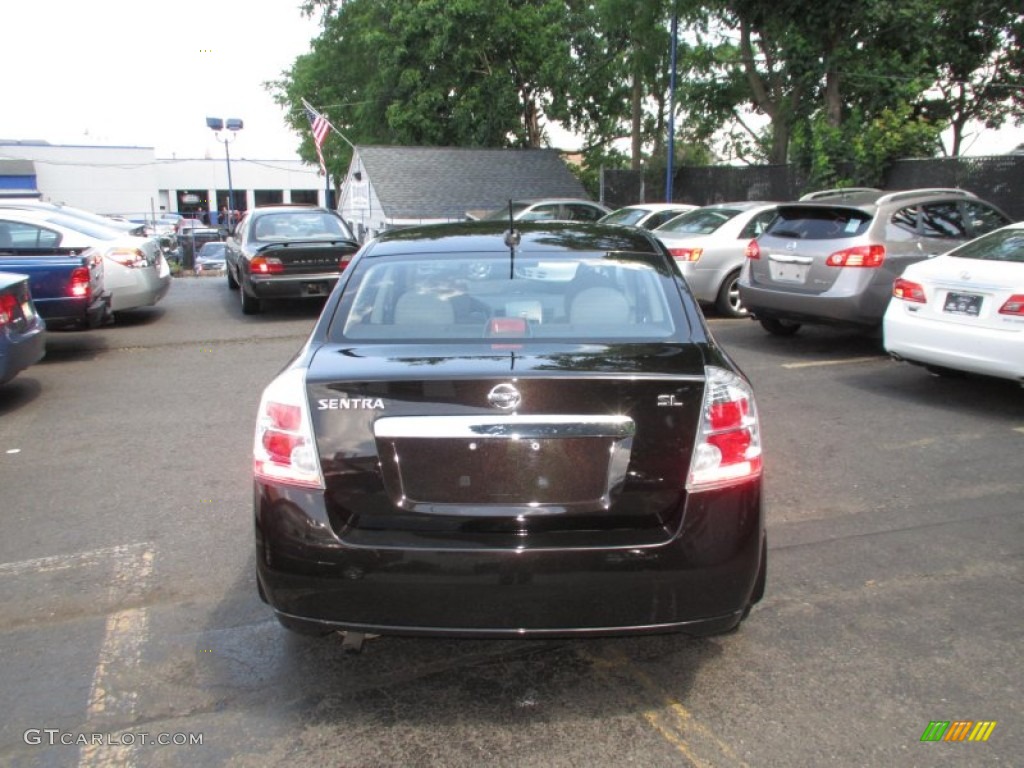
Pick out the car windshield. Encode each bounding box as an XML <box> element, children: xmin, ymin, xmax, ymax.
<box><xmin>252</xmin><ymin>212</ymin><xmax>353</xmax><ymax>241</ymax></box>
<box><xmin>949</xmin><ymin>227</ymin><xmax>1024</xmax><ymax>262</ymax></box>
<box><xmin>656</xmin><ymin>208</ymin><xmax>740</xmax><ymax>235</ymax></box>
<box><xmin>331</xmin><ymin>251</ymin><xmax>680</xmax><ymax>342</ymax></box>
<box><xmin>198</xmin><ymin>243</ymin><xmax>225</xmax><ymax>256</ymax></box>
<box><xmin>765</xmin><ymin>207</ymin><xmax>873</xmax><ymax>239</ymax></box>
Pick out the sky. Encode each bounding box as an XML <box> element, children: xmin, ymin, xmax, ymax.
<box><xmin>1</xmin><ymin>0</ymin><xmax>1021</xmax><ymax>161</ymax></box>
<box><xmin>1</xmin><ymin>0</ymin><xmax>321</xmax><ymax>160</ymax></box>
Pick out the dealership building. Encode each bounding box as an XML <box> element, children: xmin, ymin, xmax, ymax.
<box><xmin>0</xmin><ymin>140</ymin><xmax>327</xmax><ymax>221</ymax></box>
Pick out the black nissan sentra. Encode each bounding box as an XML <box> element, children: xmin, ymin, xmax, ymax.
<box><xmin>254</xmin><ymin>220</ymin><xmax>765</xmax><ymax>640</ymax></box>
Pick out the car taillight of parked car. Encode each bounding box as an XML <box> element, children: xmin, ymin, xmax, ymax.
<box><xmin>745</xmin><ymin>240</ymin><xmax>761</xmax><ymax>259</ymax></box>
<box><xmin>0</xmin><ymin>292</ymin><xmax>17</xmax><ymax>328</ymax></box>
<box><xmin>1000</xmin><ymin>295</ymin><xmax>1024</xmax><ymax>316</ymax></box>
<box><xmin>825</xmin><ymin>245</ymin><xmax>885</xmax><ymax>268</ymax></box>
<box><xmin>253</xmin><ymin>368</ymin><xmax>324</xmax><ymax>489</ymax></box>
<box><xmin>251</xmin><ymin>255</ymin><xmax>285</xmax><ymax>275</ymax></box>
<box><xmin>107</xmin><ymin>247</ymin><xmax>148</xmax><ymax>268</ymax></box>
<box><xmin>892</xmin><ymin>278</ymin><xmax>927</xmax><ymax>303</ymax></box>
<box><xmin>686</xmin><ymin>367</ymin><xmax>762</xmax><ymax>492</ymax></box>
<box><xmin>339</xmin><ymin>256</ymin><xmax>352</xmax><ymax>271</ymax></box>
<box><xmin>669</xmin><ymin>247</ymin><xmax>703</xmax><ymax>262</ymax></box>
<box><xmin>68</xmin><ymin>267</ymin><xmax>92</xmax><ymax>299</ymax></box>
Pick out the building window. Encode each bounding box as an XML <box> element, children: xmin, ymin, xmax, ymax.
<box><xmin>254</xmin><ymin>190</ymin><xmax>284</xmax><ymax>207</ymax></box>
<box><xmin>291</xmin><ymin>190</ymin><xmax>319</xmax><ymax>205</ymax></box>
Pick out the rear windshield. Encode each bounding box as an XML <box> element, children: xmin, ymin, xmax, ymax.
<box><xmin>251</xmin><ymin>212</ymin><xmax>354</xmax><ymax>242</ymax></box>
<box><xmin>329</xmin><ymin>251</ymin><xmax>682</xmax><ymax>342</ymax></box>
<box><xmin>765</xmin><ymin>207</ymin><xmax>872</xmax><ymax>240</ymax></box>
<box><xmin>655</xmin><ymin>208</ymin><xmax>740</xmax><ymax>235</ymax></box>
<box><xmin>948</xmin><ymin>227</ymin><xmax>1024</xmax><ymax>263</ymax></box>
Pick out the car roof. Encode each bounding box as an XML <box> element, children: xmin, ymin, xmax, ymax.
<box><xmin>794</xmin><ymin>187</ymin><xmax>981</xmax><ymax>210</ymax></box>
<box><xmin>366</xmin><ymin>220</ymin><xmax>663</xmax><ymax>256</ymax></box>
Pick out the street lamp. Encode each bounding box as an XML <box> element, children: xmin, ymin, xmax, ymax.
<box><xmin>205</xmin><ymin>117</ymin><xmax>244</xmax><ymax>227</ymax></box>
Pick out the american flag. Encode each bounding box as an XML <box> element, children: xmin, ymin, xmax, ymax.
<box><xmin>304</xmin><ymin>102</ymin><xmax>330</xmax><ymax>176</ymax></box>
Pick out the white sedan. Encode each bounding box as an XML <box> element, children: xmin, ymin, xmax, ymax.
<box><xmin>0</xmin><ymin>208</ymin><xmax>170</xmax><ymax>316</ymax></box>
<box><xmin>884</xmin><ymin>221</ymin><xmax>1024</xmax><ymax>384</ymax></box>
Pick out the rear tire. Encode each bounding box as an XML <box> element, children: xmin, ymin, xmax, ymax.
<box><xmin>240</xmin><ymin>284</ymin><xmax>261</xmax><ymax>315</ymax></box>
<box><xmin>715</xmin><ymin>270</ymin><xmax>748</xmax><ymax>318</ymax></box>
<box><xmin>759</xmin><ymin>316</ymin><xmax>801</xmax><ymax>336</ymax></box>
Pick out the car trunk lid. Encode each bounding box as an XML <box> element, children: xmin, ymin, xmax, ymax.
<box><xmin>304</xmin><ymin>342</ymin><xmax>708</xmax><ymax>548</ymax></box>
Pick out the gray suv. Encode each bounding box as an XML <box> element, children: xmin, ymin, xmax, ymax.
<box><xmin>738</xmin><ymin>188</ymin><xmax>1013</xmax><ymax>335</ymax></box>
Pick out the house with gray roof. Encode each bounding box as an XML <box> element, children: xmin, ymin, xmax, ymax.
<box><xmin>337</xmin><ymin>146</ymin><xmax>590</xmax><ymax>240</ymax></box>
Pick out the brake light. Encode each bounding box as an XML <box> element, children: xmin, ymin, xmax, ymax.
<box><xmin>69</xmin><ymin>267</ymin><xmax>92</xmax><ymax>299</ymax></box>
<box><xmin>339</xmin><ymin>255</ymin><xmax>352</xmax><ymax>271</ymax></box>
<box><xmin>0</xmin><ymin>293</ymin><xmax>16</xmax><ymax>327</ymax></box>
<box><xmin>999</xmin><ymin>294</ymin><xmax>1024</xmax><ymax>316</ymax></box>
<box><xmin>254</xmin><ymin>368</ymin><xmax>324</xmax><ymax>488</ymax></box>
<box><xmin>825</xmin><ymin>245</ymin><xmax>885</xmax><ymax>267</ymax></box>
<box><xmin>107</xmin><ymin>247</ymin><xmax>147</xmax><ymax>268</ymax></box>
<box><xmin>669</xmin><ymin>247</ymin><xmax>703</xmax><ymax>262</ymax></box>
<box><xmin>687</xmin><ymin>367</ymin><xmax>762</xmax><ymax>491</ymax></box>
<box><xmin>892</xmin><ymin>278</ymin><xmax>926</xmax><ymax>303</ymax></box>
<box><xmin>251</xmin><ymin>255</ymin><xmax>285</xmax><ymax>274</ymax></box>
<box><xmin>745</xmin><ymin>240</ymin><xmax>761</xmax><ymax>259</ymax></box>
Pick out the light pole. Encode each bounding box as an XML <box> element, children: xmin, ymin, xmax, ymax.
<box><xmin>205</xmin><ymin>117</ymin><xmax>244</xmax><ymax>227</ymax></box>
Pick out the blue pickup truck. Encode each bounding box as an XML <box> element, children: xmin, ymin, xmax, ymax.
<box><xmin>0</xmin><ymin>246</ymin><xmax>108</xmax><ymax>329</ymax></box>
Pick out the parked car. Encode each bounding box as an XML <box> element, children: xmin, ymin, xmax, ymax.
<box><xmin>652</xmin><ymin>202</ymin><xmax>779</xmax><ymax>318</ymax></box>
<box><xmin>225</xmin><ymin>205</ymin><xmax>359</xmax><ymax>314</ymax></box>
<box><xmin>739</xmin><ymin>188</ymin><xmax>1014</xmax><ymax>335</ymax></box>
<box><xmin>176</xmin><ymin>226</ymin><xmax>224</xmax><ymax>270</ymax></box>
<box><xmin>0</xmin><ymin>272</ymin><xmax>46</xmax><ymax>385</ymax></box>
<box><xmin>0</xmin><ymin>198</ymin><xmax>148</xmax><ymax>237</ymax></box>
<box><xmin>884</xmin><ymin>221</ymin><xmax>1024</xmax><ymax>384</ymax></box>
<box><xmin>598</xmin><ymin>203</ymin><xmax>697</xmax><ymax>230</ymax></box>
<box><xmin>0</xmin><ymin>209</ymin><xmax>170</xmax><ymax>316</ymax></box>
<box><xmin>479</xmin><ymin>198</ymin><xmax>612</xmax><ymax>223</ymax></box>
<box><xmin>194</xmin><ymin>241</ymin><xmax>227</xmax><ymax>274</ymax></box>
<box><xmin>253</xmin><ymin>220</ymin><xmax>766</xmax><ymax>640</ymax></box>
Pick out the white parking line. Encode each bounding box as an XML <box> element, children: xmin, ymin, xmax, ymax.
<box><xmin>782</xmin><ymin>356</ymin><xmax>886</xmax><ymax>369</ymax></box>
<box><xmin>0</xmin><ymin>542</ymin><xmax>155</xmax><ymax>768</ymax></box>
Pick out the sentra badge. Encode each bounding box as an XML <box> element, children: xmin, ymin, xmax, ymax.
<box><xmin>487</xmin><ymin>383</ymin><xmax>521</xmax><ymax>410</ymax></box>
<box><xmin>318</xmin><ymin>397</ymin><xmax>385</xmax><ymax>410</ymax></box>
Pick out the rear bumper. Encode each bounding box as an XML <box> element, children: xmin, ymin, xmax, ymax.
<box><xmin>739</xmin><ymin>271</ymin><xmax>890</xmax><ymax>328</ymax></box>
<box><xmin>35</xmin><ymin>293</ymin><xmax>109</xmax><ymax>329</ymax></box>
<box><xmin>248</xmin><ymin>273</ymin><xmax>339</xmax><ymax>300</ymax></box>
<box><xmin>255</xmin><ymin>479</ymin><xmax>765</xmax><ymax>637</ymax></box>
<box><xmin>884</xmin><ymin>307</ymin><xmax>1024</xmax><ymax>383</ymax></box>
<box><xmin>0</xmin><ymin>313</ymin><xmax>46</xmax><ymax>384</ymax></box>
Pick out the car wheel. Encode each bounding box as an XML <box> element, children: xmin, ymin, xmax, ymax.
<box><xmin>715</xmin><ymin>270</ymin><xmax>748</xmax><ymax>318</ymax></box>
<box><xmin>226</xmin><ymin>265</ymin><xmax>239</xmax><ymax>290</ymax></box>
<box><xmin>759</xmin><ymin>317</ymin><xmax>801</xmax><ymax>336</ymax></box>
<box><xmin>240</xmin><ymin>284</ymin><xmax>262</xmax><ymax>315</ymax></box>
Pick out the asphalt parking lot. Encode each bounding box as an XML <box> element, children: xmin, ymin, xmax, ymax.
<box><xmin>0</xmin><ymin>277</ymin><xmax>1021</xmax><ymax>767</ymax></box>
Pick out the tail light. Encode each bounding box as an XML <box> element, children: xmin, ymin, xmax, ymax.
<box><xmin>0</xmin><ymin>292</ymin><xmax>17</xmax><ymax>328</ymax></box>
<box><xmin>825</xmin><ymin>245</ymin><xmax>885</xmax><ymax>267</ymax></box>
<box><xmin>254</xmin><ymin>368</ymin><xmax>324</xmax><ymax>489</ymax></box>
<box><xmin>687</xmin><ymin>367</ymin><xmax>762</xmax><ymax>491</ymax></box>
<box><xmin>69</xmin><ymin>267</ymin><xmax>92</xmax><ymax>299</ymax></box>
<box><xmin>251</xmin><ymin>255</ymin><xmax>284</xmax><ymax>274</ymax></box>
<box><xmin>669</xmin><ymin>247</ymin><xmax>703</xmax><ymax>262</ymax></box>
<box><xmin>745</xmin><ymin>240</ymin><xmax>761</xmax><ymax>259</ymax></box>
<box><xmin>999</xmin><ymin>295</ymin><xmax>1024</xmax><ymax>316</ymax></box>
<box><xmin>339</xmin><ymin>255</ymin><xmax>352</xmax><ymax>271</ymax></box>
<box><xmin>892</xmin><ymin>278</ymin><xmax>926</xmax><ymax>303</ymax></box>
<box><xmin>107</xmin><ymin>247</ymin><xmax>148</xmax><ymax>268</ymax></box>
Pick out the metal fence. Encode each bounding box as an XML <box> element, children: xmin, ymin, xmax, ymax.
<box><xmin>602</xmin><ymin>155</ymin><xmax>1024</xmax><ymax>221</ymax></box>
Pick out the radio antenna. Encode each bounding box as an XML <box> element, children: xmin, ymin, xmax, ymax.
<box><xmin>503</xmin><ymin>199</ymin><xmax>520</xmax><ymax>279</ymax></box>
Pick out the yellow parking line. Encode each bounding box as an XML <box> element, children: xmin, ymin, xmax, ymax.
<box><xmin>580</xmin><ymin>648</ymin><xmax>749</xmax><ymax>767</ymax></box>
<box><xmin>782</xmin><ymin>356</ymin><xmax>886</xmax><ymax>369</ymax></box>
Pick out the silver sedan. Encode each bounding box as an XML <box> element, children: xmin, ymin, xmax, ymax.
<box><xmin>652</xmin><ymin>202</ymin><xmax>778</xmax><ymax>318</ymax></box>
